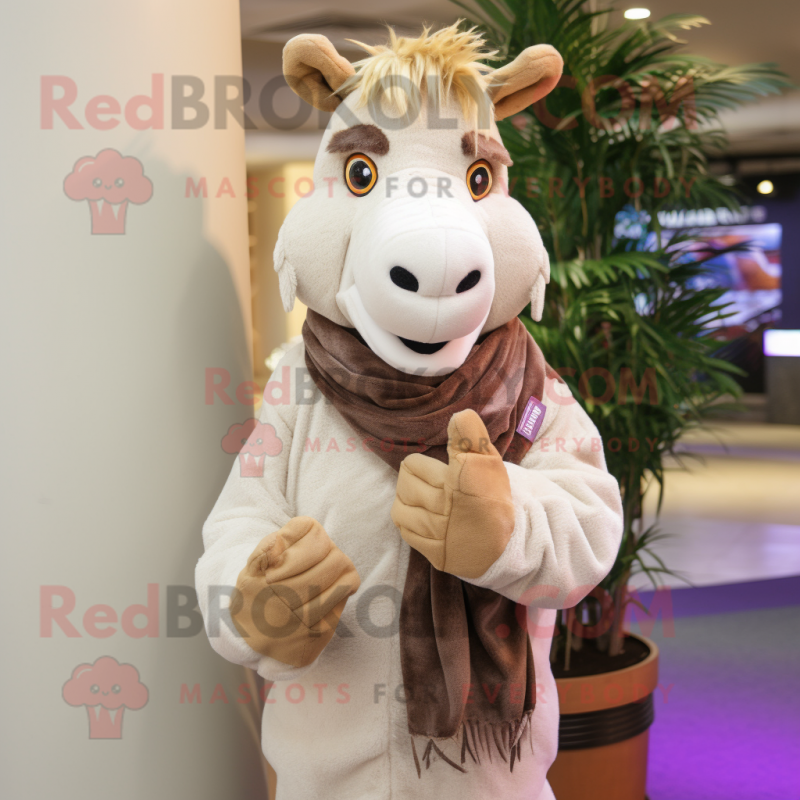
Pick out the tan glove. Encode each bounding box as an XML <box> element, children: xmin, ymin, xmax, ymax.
<box><xmin>391</xmin><ymin>410</ymin><xmax>515</xmax><ymax>579</ymax></box>
<box><xmin>231</xmin><ymin>516</ymin><xmax>360</xmax><ymax>668</ymax></box>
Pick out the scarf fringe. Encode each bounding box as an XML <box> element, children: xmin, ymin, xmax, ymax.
<box><xmin>410</xmin><ymin>712</ymin><xmax>534</xmax><ymax>778</ymax></box>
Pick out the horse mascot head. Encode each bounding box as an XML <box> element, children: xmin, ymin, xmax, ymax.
<box><xmin>277</xmin><ymin>22</ymin><xmax>563</xmax><ymax>376</ymax></box>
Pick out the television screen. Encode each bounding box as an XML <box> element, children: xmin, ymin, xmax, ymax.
<box><xmin>656</xmin><ymin>223</ymin><xmax>783</xmax><ymax>332</ymax></box>
<box><xmin>614</xmin><ymin>207</ymin><xmax>783</xmax><ymax>392</ymax></box>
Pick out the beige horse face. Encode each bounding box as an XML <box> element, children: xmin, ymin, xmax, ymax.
<box><xmin>277</xmin><ymin>34</ymin><xmax>562</xmax><ymax>376</ymax></box>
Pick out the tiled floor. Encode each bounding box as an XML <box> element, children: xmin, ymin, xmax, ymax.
<box><xmin>632</xmin><ymin>423</ymin><xmax>800</xmax><ymax>590</ymax></box>
<box><xmin>646</xmin><ymin>605</ymin><xmax>800</xmax><ymax>800</ymax></box>
<box><xmin>619</xmin><ymin>423</ymin><xmax>800</xmax><ymax>800</ymax></box>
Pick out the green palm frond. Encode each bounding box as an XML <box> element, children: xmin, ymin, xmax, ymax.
<box><xmin>455</xmin><ymin>0</ymin><xmax>792</xmax><ymax>656</ymax></box>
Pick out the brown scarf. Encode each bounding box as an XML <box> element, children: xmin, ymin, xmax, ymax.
<box><xmin>303</xmin><ymin>309</ymin><xmax>553</xmax><ymax>773</ymax></box>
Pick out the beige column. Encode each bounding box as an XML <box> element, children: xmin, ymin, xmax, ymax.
<box><xmin>0</xmin><ymin>1</ymin><xmax>267</xmax><ymax>797</ymax></box>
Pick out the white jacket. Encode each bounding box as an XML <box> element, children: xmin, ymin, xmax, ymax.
<box><xmin>196</xmin><ymin>342</ymin><xmax>623</xmax><ymax>800</ymax></box>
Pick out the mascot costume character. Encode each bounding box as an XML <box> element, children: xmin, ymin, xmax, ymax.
<box><xmin>197</xmin><ymin>23</ymin><xmax>623</xmax><ymax>800</ymax></box>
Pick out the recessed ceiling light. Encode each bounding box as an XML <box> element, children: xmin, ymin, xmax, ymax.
<box><xmin>757</xmin><ymin>179</ymin><xmax>774</xmax><ymax>195</ymax></box>
<box><xmin>624</xmin><ymin>8</ymin><xmax>651</xmax><ymax>19</ymax></box>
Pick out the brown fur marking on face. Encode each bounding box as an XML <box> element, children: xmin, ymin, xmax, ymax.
<box><xmin>461</xmin><ymin>131</ymin><xmax>513</xmax><ymax>167</ymax></box>
<box><xmin>327</xmin><ymin>124</ymin><xmax>390</xmax><ymax>156</ymax></box>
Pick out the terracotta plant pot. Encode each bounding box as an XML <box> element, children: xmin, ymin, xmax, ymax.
<box><xmin>547</xmin><ymin>634</ymin><xmax>659</xmax><ymax>800</ymax></box>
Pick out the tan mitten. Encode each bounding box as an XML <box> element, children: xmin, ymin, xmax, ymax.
<box><xmin>231</xmin><ymin>516</ymin><xmax>360</xmax><ymax>667</ymax></box>
<box><xmin>391</xmin><ymin>410</ymin><xmax>515</xmax><ymax>579</ymax></box>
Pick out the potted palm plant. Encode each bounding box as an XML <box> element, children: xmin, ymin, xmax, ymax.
<box><xmin>454</xmin><ymin>1</ymin><xmax>790</xmax><ymax>797</ymax></box>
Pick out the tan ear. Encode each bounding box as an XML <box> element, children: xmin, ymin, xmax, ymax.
<box><xmin>283</xmin><ymin>34</ymin><xmax>356</xmax><ymax>112</ymax></box>
<box><xmin>489</xmin><ymin>45</ymin><xmax>563</xmax><ymax>120</ymax></box>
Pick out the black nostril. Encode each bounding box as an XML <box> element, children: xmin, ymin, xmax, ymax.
<box><xmin>456</xmin><ymin>270</ymin><xmax>481</xmax><ymax>293</ymax></box>
<box><xmin>390</xmin><ymin>266</ymin><xmax>419</xmax><ymax>292</ymax></box>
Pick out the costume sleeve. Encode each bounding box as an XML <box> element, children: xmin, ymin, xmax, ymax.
<box><xmin>463</xmin><ymin>386</ymin><xmax>623</xmax><ymax>608</ymax></box>
<box><xmin>194</xmin><ymin>345</ymin><xmax>316</xmax><ymax>682</ymax></box>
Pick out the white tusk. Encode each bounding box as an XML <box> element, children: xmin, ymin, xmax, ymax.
<box><xmin>273</xmin><ymin>228</ymin><xmax>297</xmax><ymax>312</ymax></box>
<box><xmin>529</xmin><ymin>273</ymin><xmax>547</xmax><ymax>321</ymax></box>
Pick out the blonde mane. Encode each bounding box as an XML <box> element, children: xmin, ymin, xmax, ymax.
<box><xmin>339</xmin><ymin>22</ymin><xmax>497</xmax><ymax>124</ymax></box>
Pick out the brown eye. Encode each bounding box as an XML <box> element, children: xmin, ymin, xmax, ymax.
<box><xmin>345</xmin><ymin>153</ymin><xmax>378</xmax><ymax>196</ymax></box>
<box><xmin>467</xmin><ymin>159</ymin><xmax>492</xmax><ymax>201</ymax></box>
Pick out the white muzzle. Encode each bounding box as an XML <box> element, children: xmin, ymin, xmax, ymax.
<box><xmin>337</xmin><ymin>169</ymin><xmax>494</xmax><ymax>376</ymax></box>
